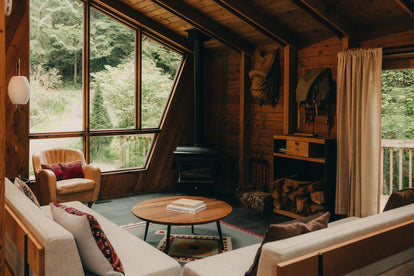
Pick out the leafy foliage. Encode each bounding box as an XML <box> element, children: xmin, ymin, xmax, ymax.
<box><xmin>381</xmin><ymin>69</ymin><xmax>414</xmax><ymax>194</ymax></box>
<box><xmin>29</xmin><ymin>0</ymin><xmax>183</xmax><ymax>171</ymax></box>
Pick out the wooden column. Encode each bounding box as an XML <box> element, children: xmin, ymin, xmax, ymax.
<box><xmin>283</xmin><ymin>46</ymin><xmax>298</xmax><ymax>134</ymax></box>
<box><xmin>239</xmin><ymin>51</ymin><xmax>249</xmax><ymax>190</ymax></box>
<box><xmin>0</xmin><ymin>3</ymin><xmax>6</xmax><ymax>274</ymax></box>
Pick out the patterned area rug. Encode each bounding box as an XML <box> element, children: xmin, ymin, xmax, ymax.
<box><xmin>120</xmin><ymin>220</ymin><xmax>263</xmax><ymax>263</ymax></box>
<box><xmin>154</xmin><ymin>230</ymin><xmax>231</xmax><ymax>262</ymax></box>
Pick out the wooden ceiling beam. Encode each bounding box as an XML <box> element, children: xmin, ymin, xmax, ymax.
<box><xmin>94</xmin><ymin>0</ymin><xmax>192</xmax><ymax>52</ymax></box>
<box><xmin>290</xmin><ymin>0</ymin><xmax>357</xmax><ymax>39</ymax></box>
<box><xmin>213</xmin><ymin>0</ymin><xmax>296</xmax><ymax>47</ymax></box>
<box><xmin>394</xmin><ymin>0</ymin><xmax>414</xmax><ymax>18</ymax></box>
<box><xmin>151</xmin><ymin>0</ymin><xmax>255</xmax><ymax>53</ymax></box>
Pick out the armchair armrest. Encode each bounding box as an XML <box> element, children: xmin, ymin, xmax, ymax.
<box><xmin>83</xmin><ymin>164</ymin><xmax>101</xmax><ymax>202</ymax></box>
<box><xmin>36</xmin><ymin>169</ymin><xmax>58</xmax><ymax>205</ymax></box>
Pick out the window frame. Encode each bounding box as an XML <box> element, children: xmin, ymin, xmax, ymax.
<box><xmin>29</xmin><ymin>0</ymin><xmax>186</xmax><ymax>174</ymax></box>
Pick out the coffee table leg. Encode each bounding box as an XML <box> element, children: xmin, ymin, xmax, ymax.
<box><xmin>216</xmin><ymin>221</ymin><xmax>224</xmax><ymax>250</ymax></box>
<box><xmin>191</xmin><ymin>225</ymin><xmax>195</xmax><ymax>234</ymax></box>
<box><xmin>144</xmin><ymin>221</ymin><xmax>149</xmax><ymax>241</ymax></box>
<box><xmin>165</xmin><ymin>224</ymin><xmax>171</xmax><ymax>253</ymax></box>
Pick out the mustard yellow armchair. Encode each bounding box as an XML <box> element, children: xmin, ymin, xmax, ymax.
<box><xmin>32</xmin><ymin>148</ymin><xmax>101</xmax><ymax>207</ymax></box>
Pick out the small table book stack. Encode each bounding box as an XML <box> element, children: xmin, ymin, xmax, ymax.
<box><xmin>166</xmin><ymin>198</ymin><xmax>207</xmax><ymax>214</ymax></box>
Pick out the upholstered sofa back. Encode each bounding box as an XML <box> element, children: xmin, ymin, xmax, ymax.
<box><xmin>5</xmin><ymin>178</ymin><xmax>85</xmax><ymax>276</ymax></box>
<box><xmin>258</xmin><ymin>203</ymin><xmax>414</xmax><ymax>275</ymax></box>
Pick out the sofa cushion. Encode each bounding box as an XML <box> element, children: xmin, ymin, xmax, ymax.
<box><xmin>13</xmin><ymin>178</ymin><xmax>40</xmax><ymax>207</ymax></box>
<box><xmin>383</xmin><ymin>188</ymin><xmax>414</xmax><ymax>211</ymax></box>
<box><xmin>246</xmin><ymin>212</ymin><xmax>330</xmax><ymax>276</ymax></box>
<box><xmin>5</xmin><ymin>178</ymin><xmax>85</xmax><ymax>276</ymax></box>
<box><xmin>41</xmin><ymin>163</ymin><xmax>64</xmax><ymax>180</ymax></box>
<box><xmin>50</xmin><ymin>203</ymin><xmax>124</xmax><ymax>275</ymax></box>
<box><xmin>60</xmin><ymin>160</ymin><xmax>85</xmax><ymax>179</ymax></box>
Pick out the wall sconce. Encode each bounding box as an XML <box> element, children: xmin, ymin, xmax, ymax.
<box><xmin>8</xmin><ymin>59</ymin><xmax>30</xmax><ymax>105</ymax></box>
<box><xmin>4</xmin><ymin>0</ymin><xmax>12</xmax><ymax>16</ymax></box>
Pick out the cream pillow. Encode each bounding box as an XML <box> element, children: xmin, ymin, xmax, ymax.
<box><xmin>50</xmin><ymin>203</ymin><xmax>124</xmax><ymax>275</ymax></box>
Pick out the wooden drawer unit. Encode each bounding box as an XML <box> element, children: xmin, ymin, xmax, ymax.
<box><xmin>286</xmin><ymin>140</ymin><xmax>322</xmax><ymax>157</ymax></box>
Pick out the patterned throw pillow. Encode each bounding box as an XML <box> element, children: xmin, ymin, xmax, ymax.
<box><xmin>60</xmin><ymin>160</ymin><xmax>84</xmax><ymax>179</ymax></box>
<box><xmin>41</xmin><ymin>163</ymin><xmax>64</xmax><ymax>181</ymax></box>
<box><xmin>14</xmin><ymin>178</ymin><xmax>40</xmax><ymax>207</ymax></box>
<box><xmin>50</xmin><ymin>203</ymin><xmax>124</xmax><ymax>275</ymax></box>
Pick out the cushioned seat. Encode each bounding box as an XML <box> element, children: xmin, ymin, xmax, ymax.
<box><xmin>57</xmin><ymin>178</ymin><xmax>95</xmax><ymax>195</ymax></box>
<box><xmin>32</xmin><ymin>148</ymin><xmax>101</xmax><ymax>207</ymax></box>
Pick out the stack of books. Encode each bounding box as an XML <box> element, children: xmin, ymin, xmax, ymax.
<box><xmin>166</xmin><ymin>198</ymin><xmax>207</xmax><ymax>214</ymax></box>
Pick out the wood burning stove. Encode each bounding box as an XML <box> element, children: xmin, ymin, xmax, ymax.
<box><xmin>174</xmin><ymin>29</ymin><xmax>218</xmax><ymax>194</ymax></box>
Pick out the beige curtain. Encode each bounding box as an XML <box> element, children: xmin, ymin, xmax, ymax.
<box><xmin>336</xmin><ymin>48</ymin><xmax>382</xmax><ymax>217</ymax></box>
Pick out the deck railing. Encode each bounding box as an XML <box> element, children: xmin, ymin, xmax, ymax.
<box><xmin>381</xmin><ymin>139</ymin><xmax>414</xmax><ymax>195</ymax></box>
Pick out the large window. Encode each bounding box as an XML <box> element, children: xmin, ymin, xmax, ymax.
<box><xmin>29</xmin><ymin>0</ymin><xmax>183</xmax><ymax>177</ymax></box>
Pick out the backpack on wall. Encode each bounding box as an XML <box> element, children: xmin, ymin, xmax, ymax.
<box><xmin>249</xmin><ymin>49</ymin><xmax>280</xmax><ymax>106</ymax></box>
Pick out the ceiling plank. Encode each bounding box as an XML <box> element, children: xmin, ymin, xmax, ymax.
<box><xmin>94</xmin><ymin>0</ymin><xmax>192</xmax><ymax>52</ymax></box>
<box><xmin>290</xmin><ymin>0</ymin><xmax>357</xmax><ymax>38</ymax></box>
<box><xmin>151</xmin><ymin>0</ymin><xmax>255</xmax><ymax>53</ymax></box>
<box><xmin>394</xmin><ymin>0</ymin><xmax>414</xmax><ymax>18</ymax></box>
<box><xmin>213</xmin><ymin>0</ymin><xmax>296</xmax><ymax>47</ymax></box>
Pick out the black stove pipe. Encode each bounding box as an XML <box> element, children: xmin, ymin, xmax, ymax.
<box><xmin>186</xmin><ymin>29</ymin><xmax>210</xmax><ymax>147</ymax></box>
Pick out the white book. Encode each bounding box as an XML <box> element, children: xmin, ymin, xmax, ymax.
<box><xmin>170</xmin><ymin>198</ymin><xmax>205</xmax><ymax>209</ymax></box>
<box><xmin>166</xmin><ymin>203</ymin><xmax>207</xmax><ymax>214</ymax></box>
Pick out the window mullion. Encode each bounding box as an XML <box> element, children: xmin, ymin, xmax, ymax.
<box><xmin>136</xmin><ymin>28</ymin><xmax>142</xmax><ymax>130</ymax></box>
<box><xmin>84</xmin><ymin>1</ymin><xmax>91</xmax><ymax>163</ymax></box>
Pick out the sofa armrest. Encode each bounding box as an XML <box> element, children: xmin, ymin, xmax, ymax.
<box><xmin>36</xmin><ymin>169</ymin><xmax>57</xmax><ymax>205</ymax></box>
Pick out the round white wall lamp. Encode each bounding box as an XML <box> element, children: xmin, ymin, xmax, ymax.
<box><xmin>4</xmin><ymin>0</ymin><xmax>12</xmax><ymax>16</ymax></box>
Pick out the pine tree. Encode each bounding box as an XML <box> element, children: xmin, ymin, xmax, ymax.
<box><xmin>90</xmin><ymin>82</ymin><xmax>113</xmax><ymax>160</ymax></box>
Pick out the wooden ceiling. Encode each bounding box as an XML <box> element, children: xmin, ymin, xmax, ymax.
<box><xmin>98</xmin><ymin>0</ymin><xmax>414</xmax><ymax>52</ymax></box>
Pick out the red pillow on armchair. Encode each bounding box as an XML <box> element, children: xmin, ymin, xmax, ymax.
<box><xmin>41</xmin><ymin>163</ymin><xmax>64</xmax><ymax>180</ymax></box>
<box><xmin>60</xmin><ymin>160</ymin><xmax>85</xmax><ymax>179</ymax></box>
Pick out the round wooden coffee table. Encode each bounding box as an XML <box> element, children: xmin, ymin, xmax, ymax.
<box><xmin>131</xmin><ymin>196</ymin><xmax>232</xmax><ymax>253</ymax></box>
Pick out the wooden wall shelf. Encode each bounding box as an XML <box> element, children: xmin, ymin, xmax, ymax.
<box><xmin>272</xmin><ymin>134</ymin><xmax>337</xmax><ymax>219</ymax></box>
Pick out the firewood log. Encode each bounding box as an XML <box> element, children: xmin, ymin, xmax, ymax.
<box><xmin>310</xmin><ymin>203</ymin><xmax>326</xmax><ymax>213</ymax></box>
<box><xmin>288</xmin><ymin>187</ymin><xmax>307</xmax><ymax>201</ymax></box>
<box><xmin>296</xmin><ymin>197</ymin><xmax>309</xmax><ymax>213</ymax></box>
<box><xmin>310</xmin><ymin>191</ymin><xmax>325</xmax><ymax>204</ymax></box>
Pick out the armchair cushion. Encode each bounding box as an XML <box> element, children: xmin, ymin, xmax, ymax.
<box><xmin>57</xmin><ymin>178</ymin><xmax>96</xmax><ymax>195</ymax></box>
<box><xmin>41</xmin><ymin>163</ymin><xmax>64</xmax><ymax>180</ymax></box>
<box><xmin>60</xmin><ymin>160</ymin><xmax>84</xmax><ymax>179</ymax></box>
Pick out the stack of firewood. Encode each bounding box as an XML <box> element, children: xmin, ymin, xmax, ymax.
<box><xmin>272</xmin><ymin>177</ymin><xmax>326</xmax><ymax>216</ymax></box>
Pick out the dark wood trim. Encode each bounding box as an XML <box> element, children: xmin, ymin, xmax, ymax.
<box><xmin>0</xmin><ymin>2</ymin><xmax>6</xmax><ymax>272</ymax></box>
<box><xmin>84</xmin><ymin>2</ymin><xmax>91</xmax><ymax>162</ymax></box>
<box><xmin>151</xmin><ymin>0</ymin><xmax>255</xmax><ymax>53</ymax></box>
<box><xmin>136</xmin><ymin>29</ymin><xmax>142</xmax><ymax>130</ymax></box>
<box><xmin>239</xmin><ymin>52</ymin><xmax>249</xmax><ymax>189</ymax></box>
<box><xmin>394</xmin><ymin>0</ymin><xmax>414</xmax><ymax>18</ymax></box>
<box><xmin>29</xmin><ymin>129</ymin><xmax>161</xmax><ymax>139</ymax></box>
<box><xmin>213</xmin><ymin>0</ymin><xmax>296</xmax><ymax>47</ymax></box>
<box><xmin>283</xmin><ymin>46</ymin><xmax>297</xmax><ymax>134</ymax></box>
<box><xmin>290</xmin><ymin>0</ymin><xmax>357</xmax><ymax>39</ymax></box>
<box><xmin>94</xmin><ymin>0</ymin><xmax>192</xmax><ymax>53</ymax></box>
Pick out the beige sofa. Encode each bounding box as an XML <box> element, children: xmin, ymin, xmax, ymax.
<box><xmin>183</xmin><ymin>204</ymin><xmax>414</xmax><ymax>275</ymax></box>
<box><xmin>4</xmin><ymin>178</ymin><xmax>181</xmax><ymax>276</ymax></box>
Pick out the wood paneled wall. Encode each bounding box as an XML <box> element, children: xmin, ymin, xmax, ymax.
<box><xmin>204</xmin><ymin>49</ymin><xmax>241</xmax><ymax>193</ymax></box>
<box><xmin>1</xmin><ymin>1</ymin><xmax>7</xmax><ymax>273</ymax></box>
<box><xmin>5</xmin><ymin>0</ymin><xmax>29</xmax><ymax>180</ymax></box>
